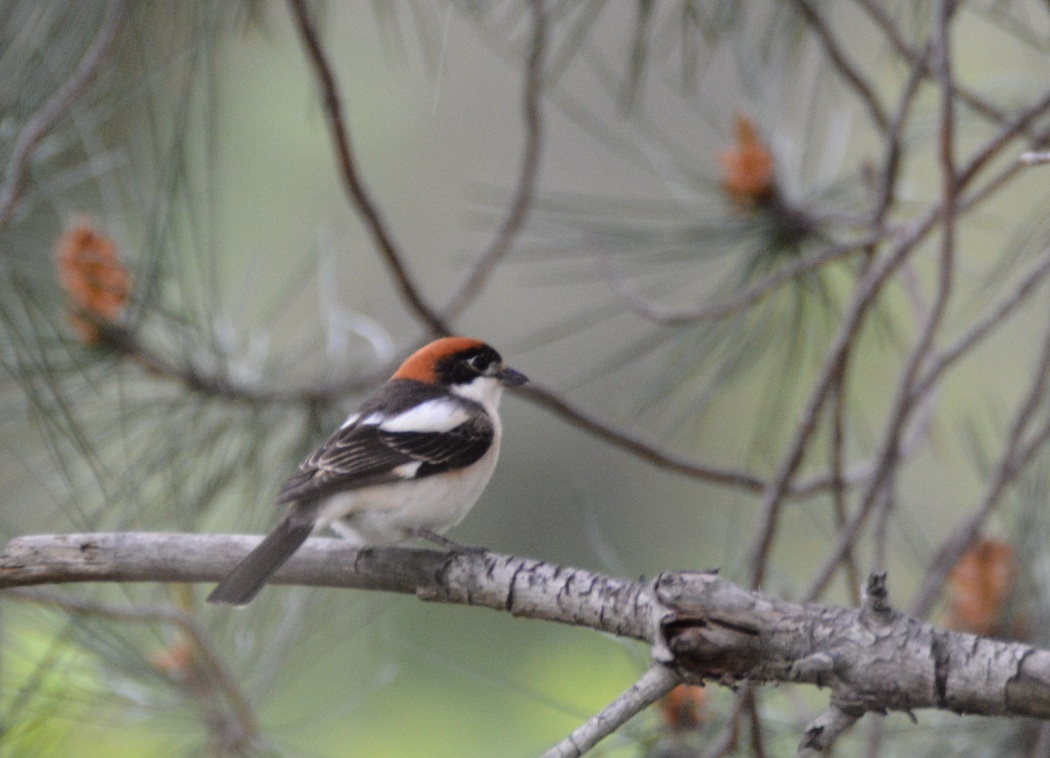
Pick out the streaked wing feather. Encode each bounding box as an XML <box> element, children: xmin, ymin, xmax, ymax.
<box><xmin>276</xmin><ymin>409</ymin><xmax>494</xmax><ymax>504</ymax></box>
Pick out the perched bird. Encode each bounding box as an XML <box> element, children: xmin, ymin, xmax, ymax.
<box><xmin>207</xmin><ymin>337</ymin><xmax>527</xmax><ymax>606</ymax></box>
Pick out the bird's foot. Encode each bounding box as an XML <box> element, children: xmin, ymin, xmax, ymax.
<box><xmin>412</xmin><ymin>528</ymin><xmax>487</xmax><ymax>555</ymax></box>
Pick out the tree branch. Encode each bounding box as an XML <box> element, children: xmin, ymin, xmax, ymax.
<box><xmin>5</xmin><ymin>532</ymin><xmax>1050</xmax><ymax>752</ymax></box>
<box><xmin>543</xmin><ymin>664</ymin><xmax>680</xmax><ymax>758</ymax></box>
<box><xmin>792</xmin><ymin>0</ymin><xmax>888</xmax><ymax>131</ymax></box>
<box><xmin>0</xmin><ymin>0</ymin><xmax>127</xmax><ymax>229</ymax></box>
<box><xmin>286</xmin><ymin>0</ymin><xmax>448</xmax><ymax>336</ymax></box>
<box><xmin>443</xmin><ymin>0</ymin><xmax>547</xmax><ymax>321</ymax></box>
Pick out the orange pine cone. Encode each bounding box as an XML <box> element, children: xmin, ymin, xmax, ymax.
<box><xmin>659</xmin><ymin>683</ymin><xmax>707</xmax><ymax>731</ymax></box>
<box><xmin>54</xmin><ymin>221</ymin><xmax>130</xmax><ymax>345</ymax></box>
<box><xmin>719</xmin><ymin>114</ymin><xmax>776</xmax><ymax>209</ymax></box>
<box><xmin>946</xmin><ymin>538</ymin><xmax>1017</xmax><ymax>637</ymax></box>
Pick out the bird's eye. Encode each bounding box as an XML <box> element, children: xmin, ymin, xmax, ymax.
<box><xmin>468</xmin><ymin>354</ymin><xmax>490</xmax><ymax>372</ymax></box>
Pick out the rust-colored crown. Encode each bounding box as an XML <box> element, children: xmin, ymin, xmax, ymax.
<box><xmin>391</xmin><ymin>337</ymin><xmax>487</xmax><ymax>383</ymax></box>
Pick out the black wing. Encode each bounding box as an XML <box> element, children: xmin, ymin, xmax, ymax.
<box><xmin>276</xmin><ymin>411</ymin><xmax>494</xmax><ymax>505</ymax></box>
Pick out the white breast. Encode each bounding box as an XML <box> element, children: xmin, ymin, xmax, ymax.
<box><xmin>316</xmin><ymin>428</ymin><xmax>502</xmax><ymax>546</ymax></box>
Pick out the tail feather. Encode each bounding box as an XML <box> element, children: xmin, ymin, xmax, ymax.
<box><xmin>207</xmin><ymin>515</ymin><xmax>315</xmax><ymax>606</ymax></box>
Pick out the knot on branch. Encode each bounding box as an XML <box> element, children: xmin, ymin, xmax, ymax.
<box><xmin>650</xmin><ymin>568</ymin><xmax>1050</xmax><ymax>739</ymax></box>
<box><xmin>860</xmin><ymin>571</ymin><xmax>894</xmax><ymax>625</ymax></box>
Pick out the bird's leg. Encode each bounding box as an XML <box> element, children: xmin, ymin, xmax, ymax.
<box><xmin>412</xmin><ymin>528</ymin><xmax>486</xmax><ymax>555</ymax></box>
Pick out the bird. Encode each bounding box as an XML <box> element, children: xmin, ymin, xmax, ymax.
<box><xmin>206</xmin><ymin>336</ymin><xmax>527</xmax><ymax>606</ymax></box>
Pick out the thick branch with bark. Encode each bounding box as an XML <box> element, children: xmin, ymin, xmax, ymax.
<box><xmin>3</xmin><ymin>532</ymin><xmax>1050</xmax><ymax>753</ymax></box>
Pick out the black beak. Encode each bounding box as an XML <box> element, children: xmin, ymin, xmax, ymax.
<box><xmin>498</xmin><ymin>366</ymin><xmax>529</xmax><ymax>387</ymax></box>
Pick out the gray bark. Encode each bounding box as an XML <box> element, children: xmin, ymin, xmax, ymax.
<box><xmin>2</xmin><ymin>532</ymin><xmax>1048</xmax><ymax>748</ymax></box>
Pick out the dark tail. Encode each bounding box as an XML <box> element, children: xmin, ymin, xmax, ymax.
<box><xmin>207</xmin><ymin>514</ymin><xmax>315</xmax><ymax>606</ymax></box>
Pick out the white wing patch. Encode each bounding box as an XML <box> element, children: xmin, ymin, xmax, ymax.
<box><xmin>392</xmin><ymin>461</ymin><xmax>423</xmax><ymax>478</ymax></box>
<box><xmin>338</xmin><ymin>412</ymin><xmax>361</xmax><ymax>430</ymax></box>
<box><xmin>379</xmin><ymin>399</ymin><xmax>469</xmax><ymax>433</ymax></box>
<box><xmin>361</xmin><ymin>412</ymin><xmax>384</xmax><ymax>426</ymax></box>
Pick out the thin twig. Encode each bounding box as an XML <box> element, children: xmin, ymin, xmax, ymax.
<box><xmin>829</xmin><ymin>380</ymin><xmax>862</xmax><ymax>605</ymax></box>
<box><xmin>798</xmin><ymin>705</ymin><xmax>860</xmax><ymax>755</ymax></box>
<box><xmin>542</xmin><ymin>664</ymin><xmax>680</xmax><ymax>758</ymax></box>
<box><xmin>956</xmin><ymin>85</ymin><xmax>1050</xmax><ymax>190</ymax></box>
<box><xmin>744</xmin><ymin>211</ymin><xmax>941</xmax><ymax>588</ymax></box>
<box><xmin>286</xmin><ymin>0</ymin><xmax>448</xmax><ymax>336</ymax></box>
<box><xmin>0</xmin><ymin>0</ymin><xmax>128</xmax><ymax>229</ymax></box>
<box><xmin>1021</xmin><ymin>151</ymin><xmax>1050</xmax><ymax>165</ymax></box>
<box><xmin>852</xmin><ymin>0</ymin><xmax>1008</xmax><ymax>124</ymax></box>
<box><xmin>801</xmin><ymin>0</ymin><xmax>961</xmax><ymax>601</ymax></box>
<box><xmin>518</xmin><ymin>381</ymin><xmax>769</xmax><ymax>491</ymax></box>
<box><xmin>745</xmin><ymin>686</ymin><xmax>769</xmax><ymax>758</ymax></box>
<box><xmin>872</xmin><ymin>40</ymin><xmax>929</xmax><ymax>226</ymax></box>
<box><xmin>793</xmin><ymin>0</ymin><xmax>888</xmax><ymax>131</ymax></box>
<box><xmin>444</xmin><ymin>0</ymin><xmax>546</xmax><ymax>321</ymax></box>
<box><xmin>597</xmin><ymin>235</ymin><xmax>879</xmax><ymax>325</ymax></box>
<box><xmin>911</xmin><ymin>243</ymin><xmax>1050</xmax><ymax>405</ymax></box>
<box><xmin>909</xmin><ymin>315</ymin><xmax>1050</xmax><ymax>618</ymax></box>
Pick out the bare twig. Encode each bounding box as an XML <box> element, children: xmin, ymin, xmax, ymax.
<box><xmin>852</xmin><ymin>0</ymin><xmax>1008</xmax><ymax>124</ymax></box>
<box><xmin>95</xmin><ymin>322</ymin><xmax>389</xmax><ymax>405</ymax></box>
<box><xmin>793</xmin><ymin>0</ymin><xmax>888</xmax><ymax>131</ymax></box>
<box><xmin>830</xmin><ymin>380</ymin><xmax>862</xmax><ymax>604</ymax></box>
<box><xmin>286</xmin><ymin>0</ymin><xmax>448</xmax><ymax>336</ymax></box>
<box><xmin>0</xmin><ymin>0</ymin><xmax>128</xmax><ymax>228</ymax></box>
<box><xmin>911</xmin><ymin>243</ymin><xmax>1050</xmax><ymax>404</ymax></box>
<box><xmin>444</xmin><ymin>0</ymin><xmax>546</xmax><ymax>321</ymax></box>
<box><xmin>857</xmin><ymin>0</ymin><xmax>957</xmax><ymax>574</ymax></box>
<box><xmin>542</xmin><ymin>664</ymin><xmax>680</xmax><ymax>758</ymax></box>
<box><xmin>872</xmin><ymin>40</ymin><xmax>929</xmax><ymax>226</ymax></box>
<box><xmin>910</xmin><ymin>316</ymin><xmax>1050</xmax><ymax>618</ymax></box>
<box><xmin>798</xmin><ymin>706</ymin><xmax>860</xmax><ymax>755</ymax></box>
<box><xmin>746</xmin><ymin>686</ymin><xmax>769</xmax><ymax>758</ymax></box>
<box><xmin>518</xmin><ymin>381</ymin><xmax>769</xmax><ymax>491</ymax></box>
<box><xmin>799</xmin><ymin>2</ymin><xmax>961</xmax><ymax>600</ymax></box>
<box><xmin>956</xmin><ymin>86</ymin><xmax>1050</xmax><ymax>190</ymax></box>
<box><xmin>596</xmin><ymin>235</ymin><xmax>879</xmax><ymax>325</ymax></box>
<box><xmin>1021</xmin><ymin>151</ymin><xmax>1050</xmax><ymax>165</ymax></box>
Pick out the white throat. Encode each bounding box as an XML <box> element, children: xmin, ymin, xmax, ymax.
<box><xmin>451</xmin><ymin>375</ymin><xmax>504</xmax><ymax>415</ymax></box>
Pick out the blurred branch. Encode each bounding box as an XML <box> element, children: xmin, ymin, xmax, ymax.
<box><xmin>852</xmin><ymin>0</ymin><xmax>1009</xmax><ymax>124</ymax></box>
<box><xmin>9</xmin><ymin>587</ymin><xmax>258</xmax><ymax>756</ymax></box>
<box><xmin>792</xmin><ymin>0</ymin><xmax>888</xmax><ymax>132</ymax></box>
<box><xmin>872</xmin><ymin>38</ymin><xmax>928</xmax><ymax>226</ymax></box>
<box><xmin>286</xmin><ymin>0</ymin><xmax>448</xmax><ymax>336</ymax></box>
<box><xmin>910</xmin><ymin>314</ymin><xmax>1050</xmax><ymax>618</ymax></box>
<box><xmin>0</xmin><ymin>0</ymin><xmax>127</xmax><ymax>229</ymax></box>
<box><xmin>829</xmin><ymin>380</ymin><xmax>862</xmax><ymax>606</ymax></box>
<box><xmin>543</xmin><ymin>663</ymin><xmax>680</xmax><ymax>758</ymax></box>
<box><xmin>745</xmin><ymin>200</ymin><xmax>945</xmax><ymax>588</ymax></box>
<box><xmin>443</xmin><ymin>0</ymin><xmax>546</xmax><ymax>321</ymax></box>
<box><xmin>596</xmin><ymin>235</ymin><xmax>880</xmax><ymax>326</ymax></box>
<box><xmin>749</xmin><ymin>0</ymin><xmax>1046</xmax><ymax>591</ymax></box>
<box><xmin>519</xmin><ymin>380</ymin><xmax>769</xmax><ymax>492</ymax></box>
<box><xmin>6</xmin><ymin>535</ymin><xmax>1050</xmax><ymax>752</ymax></box>
<box><xmin>1021</xmin><ymin>151</ymin><xmax>1050</xmax><ymax>165</ymax></box>
<box><xmin>955</xmin><ymin>85</ymin><xmax>1050</xmax><ymax>190</ymax></box>
<box><xmin>95</xmin><ymin>322</ymin><xmax>388</xmax><ymax>404</ymax></box>
<box><xmin>860</xmin><ymin>0</ymin><xmax>959</xmax><ymax>574</ymax></box>
<box><xmin>912</xmin><ymin>243</ymin><xmax>1050</xmax><ymax>404</ymax></box>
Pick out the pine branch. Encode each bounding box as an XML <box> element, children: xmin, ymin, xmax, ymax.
<box><xmin>4</xmin><ymin>533</ymin><xmax>1050</xmax><ymax>756</ymax></box>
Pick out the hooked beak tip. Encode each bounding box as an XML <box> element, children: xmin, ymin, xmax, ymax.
<box><xmin>499</xmin><ymin>367</ymin><xmax>529</xmax><ymax>387</ymax></box>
